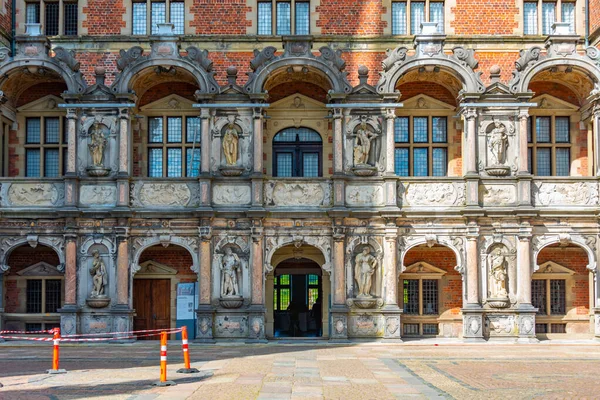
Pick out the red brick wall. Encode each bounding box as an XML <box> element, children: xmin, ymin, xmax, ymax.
<box><xmin>343</xmin><ymin>52</ymin><xmax>386</xmax><ymax>87</ymax></box>
<box><xmin>398</xmin><ymin>82</ymin><xmax>457</xmax><ymax>106</ymax></box>
<box><xmin>8</xmin><ymin>128</ymin><xmax>19</xmax><ymax>177</ymax></box>
<box><xmin>138</xmin><ymin>82</ymin><xmax>198</xmax><ymax>107</ymax></box>
<box><xmin>591</xmin><ymin>0</ymin><xmax>600</xmax><ymax>39</ymax></box>
<box><xmin>537</xmin><ymin>245</ymin><xmax>590</xmax><ymax>315</ymax></box>
<box><xmin>403</xmin><ymin>245</ymin><xmax>459</xmax><ymax>275</ymax></box>
<box><xmin>450</xmin><ymin>0</ymin><xmax>518</xmax><ymax>35</ymax></box>
<box><xmin>138</xmin><ymin>245</ymin><xmax>195</xmax><ymax>276</ymax></box>
<box><xmin>476</xmin><ymin>52</ymin><xmax>519</xmax><ymax>86</ymax></box>
<box><xmin>16</xmin><ymin>82</ymin><xmax>68</xmax><ymax>107</ymax></box>
<box><xmin>82</xmin><ymin>0</ymin><xmax>126</xmax><ymax>35</ymax></box>
<box><xmin>210</xmin><ymin>52</ymin><xmax>254</xmax><ymax>86</ymax></box>
<box><xmin>443</xmin><ymin>279</ymin><xmax>463</xmax><ymax>315</ymax></box>
<box><xmin>4</xmin><ymin>280</ymin><xmax>18</xmax><ymax>312</ymax></box>
<box><xmin>75</xmin><ymin>52</ymin><xmax>119</xmax><ymax>86</ymax></box>
<box><xmin>0</xmin><ymin>0</ymin><xmax>12</xmax><ymax>44</ymax></box>
<box><xmin>6</xmin><ymin>246</ymin><xmax>60</xmax><ymax>273</ymax></box>
<box><xmin>529</xmin><ymin>82</ymin><xmax>580</xmax><ymax>107</ymax></box>
<box><xmin>190</xmin><ymin>0</ymin><xmax>251</xmax><ymax>34</ymax></box>
<box><xmin>316</xmin><ymin>0</ymin><xmax>386</xmax><ymax>35</ymax></box>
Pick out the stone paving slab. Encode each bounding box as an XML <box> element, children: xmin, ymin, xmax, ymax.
<box><xmin>1</xmin><ymin>341</ymin><xmax>600</xmax><ymax>399</ymax></box>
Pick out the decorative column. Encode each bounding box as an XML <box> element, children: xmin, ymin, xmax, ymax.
<box><xmin>516</xmin><ymin>223</ymin><xmax>537</xmax><ymax>341</ymax></box>
<box><xmin>385</xmin><ymin>109</ymin><xmax>395</xmax><ymax>174</ymax></box>
<box><xmin>462</xmin><ymin>222</ymin><xmax>484</xmax><ymax>341</ymax></box>
<box><xmin>330</xmin><ymin>224</ymin><xmax>348</xmax><ymax>340</ymax></box>
<box><xmin>463</xmin><ymin>108</ymin><xmax>478</xmax><ymax>175</ymax></box>
<box><xmin>115</xmin><ymin>227</ymin><xmax>129</xmax><ymax>307</ymax></box>
<box><xmin>59</xmin><ymin>223</ymin><xmax>78</xmax><ymax>336</ymax></box>
<box><xmin>383</xmin><ymin>220</ymin><xmax>401</xmax><ymax>339</ymax></box>
<box><xmin>251</xmin><ymin>108</ymin><xmax>265</xmax><ymax>210</ymax></box>
<box><xmin>593</xmin><ymin>105</ymin><xmax>600</xmax><ymax>176</ymax></box>
<box><xmin>517</xmin><ymin>109</ymin><xmax>533</xmax><ymax>208</ymax></box>
<box><xmin>196</xmin><ymin>224</ymin><xmax>214</xmax><ymax>342</ymax></box>
<box><xmin>64</xmin><ymin>108</ymin><xmax>78</xmax><ymax>207</ymax></box>
<box><xmin>248</xmin><ymin>219</ymin><xmax>266</xmax><ymax>341</ymax></box>
<box><xmin>333</xmin><ymin>107</ymin><xmax>343</xmax><ymax>175</ymax></box>
<box><xmin>116</xmin><ymin>108</ymin><xmax>130</xmax><ymax>208</ymax></box>
<box><xmin>0</xmin><ymin>265</ymin><xmax>8</xmax><ymax>336</ymax></box>
<box><xmin>200</xmin><ymin>108</ymin><xmax>211</xmax><ymax>174</ymax></box>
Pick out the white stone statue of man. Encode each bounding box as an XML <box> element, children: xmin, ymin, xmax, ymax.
<box><xmin>354</xmin><ymin>247</ymin><xmax>378</xmax><ymax>298</ymax></box>
<box><xmin>353</xmin><ymin>121</ymin><xmax>377</xmax><ymax>165</ymax></box>
<box><xmin>220</xmin><ymin>247</ymin><xmax>240</xmax><ymax>296</ymax></box>
<box><xmin>489</xmin><ymin>120</ymin><xmax>508</xmax><ymax>165</ymax></box>
<box><xmin>222</xmin><ymin>123</ymin><xmax>239</xmax><ymax>166</ymax></box>
<box><xmin>489</xmin><ymin>248</ymin><xmax>508</xmax><ymax>298</ymax></box>
<box><xmin>88</xmin><ymin>122</ymin><xmax>107</xmax><ymax>167</ymax></box>
<box><xmin>90</xmin><ymin>250</ymin><xmax>107</xmax><ymax>297</ymax></box>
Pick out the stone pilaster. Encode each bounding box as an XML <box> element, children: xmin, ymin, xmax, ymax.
<box><xmin>200</xmin><ymin>108</ymin><xmax>211</xmax><ymax>175</ymax></box>
<box><xmin>332</xmin><ymin>107</ymin><xmax>344</xmax><ymax>175</ymax></box>
<box><xmin>196</xmin><ymin>223</ymin><xmax>214</xmax><ymax>342</ymax></box>
<box><xmin>64</xmin><ymin>234</ymin><xmax>77</xmax><ymax>306</ymax></box>
<box><xmin>516</xmin><ymin>223</ymin><xmax>537</xmax><ymax>341</ymax></box>
<box><xmin>64</xmin><ymin>108</ymin><xmax>78</xmax><ymax>208</ymax></box>
<box><xmin>330</xmin><ymin>224</ymin><xmax>348</xmax><ymax>341</ymax></box>
<box><xmin>252</xmin><ymin>107</ymin><xmax>264</xmax><ymax>175</ymax></box>
<box><xmin>117</xmin><ymin>108</ymin><xmax>131</xmax><ymax>208</ymax></box>
<box><xmin>463</xmin><ymin>223</ymin><xmax>484</xmax><ymax>341</ymax></box>
<box><xmin>517</xmin><ymin>109</ymin><xmax>533</xmax><ymax>209</ymax></box>
<box><xmin>115</xmin><ymin>227</ymin><xmax>130</xmax><ymax>307</ymax></box>
<box><xmin>593</xmin><ymin>104</ymin><xmax>600</xmax><ymax>176</ymax></box>
<box><xmin>0</xmin><ymin>265</ymin><xmax>7</xmax><ymax>337</ymax></box>
<box><xmin>383</xmin><ymin>220</ymin><xmax>401</xmax><ymax>340</ymax></box>
<box><xmin>250</xmin><ymin>219</ymin><xmax>264</xmax><ymax>306</ymax></box>
<box><xmin>463</xmin><ymin>108</ymin><xmax>478</xmax><ymax>175</ymax></box>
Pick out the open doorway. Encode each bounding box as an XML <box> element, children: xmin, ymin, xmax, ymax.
<box><xmin>272</xmin><ymin>258</ymin><xmax>323</xmax><ymax>338</ymax></box>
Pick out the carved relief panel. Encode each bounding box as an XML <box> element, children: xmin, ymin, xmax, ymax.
<box><xmin>344</xmin><ymin>115</ymin><xmax>383</xmax><ymax>176</ymax></box>
<box><xmin>477</xmin><ymin>114</ymin><xmax>518</xmax><ymax>177</ymax></box>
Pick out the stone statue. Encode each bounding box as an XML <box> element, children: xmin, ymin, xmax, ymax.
<box><xmin>222</xmin><ymin>123</ymin><xmax>239</xmax><ymax>166</ymax></box>
<box><xmin>488</xmin><ymin>248</ymin><xmax>508</xmax><ymax>298</ymax></box>
<box><xmin>220</xmin><ymin>247</ymin><xmax>240</xmax><ymax>297</ymax></box>
<box><xmin>89</xmin><ymin>250</ymin><xmax>107</xmax><ymax>297</ymax></box>
<box><xmin>88</xmin><ymin>122</ymin><xmax>108</xmax><ymax>167</ymax></box>
<box><xmin>489</xmin><ymin>120</ymin><xmax>508</xmax><ymax>165</ymax></box>
<box><xmin>354</xmin><ymin>247</ymin><xmax>378</xmax><ymax>298</ymax></box>
<box><xmin>353</xmin><ymin>121</ymin><xmax>378</xmax><ymax>165</ymax></box>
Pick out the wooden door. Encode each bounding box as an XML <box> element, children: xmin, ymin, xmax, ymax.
<box><xmin>133</xmin><ymin>279</ymin><xmax>170</xmax><ymax>339</ymax></box>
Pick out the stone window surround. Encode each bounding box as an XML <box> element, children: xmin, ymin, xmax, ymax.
<box><xmin>131</xmin><ymin>0</ymin><xmax>185</xmax><ymax>35</ymax></box>
<box><xmin>388</xmin><ymin>0</ymin><xmax>446</xmax><ymax>35</ymax></box>
<box><xmin>20</xmin><ymin>0</ymin><xmax>79</xmax><ymax>36</ymax></box>
<box><xmin>527</xmin><ymin>107</ymin><xmax>580</xmax><ymax>176</ymax></box>
<box><xmin>3</xmin><ymin>274</ymin><xmax>65</xmax><ymax>321</ymax></box>
<box><xmin>518</xmin><ymin>0</ymin><xmax>583</xmax><ymax>36</ymax></box>
<box><xmin>20</xmin><ymin>114</ymin><xmax>68</xmax><ymax>178</ymax></box>
<box><xmin>256</xmin><ymin>0</ymin><xmax>311</xmax><ymax>35</ymax></box>
<box><xmin>523</xmin><ymin>0</ymin><xmax>577</xmax><ymax>35</ymax></box>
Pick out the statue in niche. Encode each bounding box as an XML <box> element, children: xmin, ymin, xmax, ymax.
<box><xmin>488</xmin><ymin>119</ymin><xmax>508</xmax><ymax>165</ymax></box>
<box><xmin>488</xmin><ymin>247</ymin><xmax>508</xmax><ymax>299</ymax></box>
<box><xmin>353</xmin><ymin>121</ymin><xmax>378</xmax><ymax>165</ymax></box>
<box><xmin>89</xmin><ymin>250</ymin><xmax>108</xmax><ymax>297</ymax></box>
<box><xmin>88</xmin><ymin>122</ymin><xmax>108</xmax><ymax>167</ymax></box>
<box><xmin>354</xmin><ymin>247</ymin><xmax>378</xmax><ymax>298</ymax></box>
<box><xmin>220</xmin><ymin>247</ymin><xmax>241</xmax><ymax>297</ymax></box>
<box><xmin>222</xmin><ymin>122</ymin><xmax>239</xmax><ymax>166</ymax></box>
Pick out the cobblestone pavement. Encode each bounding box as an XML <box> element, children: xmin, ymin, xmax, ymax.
<box><xmin>1</xmin><ymin>340</ymin><xmax>600</xmax><ymax>399</ymax></box>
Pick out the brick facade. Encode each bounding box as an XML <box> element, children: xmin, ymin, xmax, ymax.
<box><xmin>316</xmin><ymin>0</ymin><xmax>386</xmax><ymax>35</ymax></box>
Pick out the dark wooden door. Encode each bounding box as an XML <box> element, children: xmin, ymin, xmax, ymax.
<box><xmin>133</xmin><ymin>279</ymin><xmax>170</xmax><ymax>339</ymax></box>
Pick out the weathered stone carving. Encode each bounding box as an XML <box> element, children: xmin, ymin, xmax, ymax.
<box><xmin>183</xmin><ymin>47</ymin><xmax>213</xmax><ymax>71</ymax></box>
<box><xmin>264</xmin><ymin>181</ymin><xmax>331</xmax><ymax>207</ymax></box>
<box><xmin>486</xmin><ymin>315</ymin><xmax>516</xmax><ymax>335</ymax></box>
<box><xmin>213</xmin><ymin>184</ymin><xmax>251</xmax><ymax>205</ymax></box>
<box><xmin>87</xmin><ymin>122</ymin><xmax>110</xmax><ymax>177</ymax></box>
<box><xmin>6</xmin><ymin>183</ymin><xmax>63</xmax><ymax>206</ymax></box>
<box><xmin>346</xmin><ymin>185</ymin><xmax>384</xmax><ymax>206</ymax></box>
<box><xmin>53</xmin><ymin>47</ymin><xmax>80</xmax><ymax>72</ymax></box>
<box><xmin>534</xmin><ymin>181</ymin><xmax>599</xmax><ymax>206</ymax></box>
<box><xmin>451</xmin><ymin>47</ymin><xmax>478</xmax><ymax>69</ymax></box>
<box><xmin>488</xmin><ymin>120</ymin><xmax>508</xmax><ymax>165</ymax></box>
<box><xmin>480</xmin><ymin>184</ymin><xmax>516</xmax><ymax>206</ymax></box>
<box><xmin>353</xmin><ymin>120</ymin><xmax>378</xmax><ymax>166</ymax></box>
<box><xmin>402</xmin><ymin>182</ymin><xmax>465</xmax><ymax>207</ymax></box>
<box><xmin>135</xmin><ymin>183</ymin><xmax>192</xmax><ymax>207</ymax></box>
<box><xmin>116</xmin><ymin>46</ymin><xmax>145</xmax><ymax>71</ymax></box>
<box><xmin>218</xmin><ymin>247</ymin><xmax>243</xmax><ymax>307</ymax></box>
<box><xmin>87</xmin><ymin>249</ymin><xmax>110</xmax><ymax>308</ymax></box>
<box><xmin>222</xmin><ymin>122</ymin><xmax>239</xmax><ymax>166</ymax></box>
<box><xmin>264</xmin><ymin>234</ymin><xmax>331</xmax><ymax>274</ymax></box>
<box><xmin>80</xmin><ymin>185</ymin><xmax>116</xmax><ymax>206</ymax></box>
<box><xmin>487</xmin><ymin>244</ymin><xmax>511</xmax><ymax>308</ymax></box>
<box><xmin>354</xmin><ymin>246</ymin><xmax>378</xmax><ymax>298</ymax></box>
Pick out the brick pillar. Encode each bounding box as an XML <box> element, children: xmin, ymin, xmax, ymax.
<box><xmin>199</xmin><ymin>225</ymin><xmax>212</xmax><ymax>305</ymax></box>
<box><xmin>116</xmin><ymin>229</ymin><xmax>130</xmax><ymax>306</ymax></box>
<box><xmin>251</xmin><ymin>220</ymin><xmax>264</xmax><ymax>305</ymax></box>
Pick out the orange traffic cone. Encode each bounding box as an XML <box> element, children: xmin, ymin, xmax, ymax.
<box><xmin>47</xmin><ymin>328</ymin><xmax>67</xmax><ymax>374</ymax></box>
<box><xmin>177</xmin><ymin>326</ymin><xmax>199</xmax><ymax>374</ymax></box>
<box><xmin>152</xmin><ymin>331</ymin><xmax>176</xmax><ymax>386</ymax></box>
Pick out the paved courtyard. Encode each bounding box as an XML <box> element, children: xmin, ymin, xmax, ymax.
<box><xmin>1</xmin><ymin>340</ymin><xmax>600</xmax><ymax>399</ymax></box>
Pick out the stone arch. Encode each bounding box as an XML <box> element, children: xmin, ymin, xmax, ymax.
<box><xmin>243</xmin><ymin>41</ymin><xmax>353</xmax><ymax>96</ymax></box>
<box><xmin>399</xmin><ymin>236</ymin><xmax>464</xmax><ymax>275</ymax></box>
<box><xmin>264</xmin><ymin>235</ymin><xmax>331</xmax><ymax>274</ymax></box>
<box><xmin>376</xmin><ymin>46</ymin><xmax>486</xmax><ymax>96</ymax></box>
<box><xmin>110</xmin><ymin>45</ymin><xmax>220</xmax><ymax>95</ymax></box>
<box><xmin>509</xmin><ymin>46</ymin><xmax>600</xmax><ymax>98</ymax></box>
<box><xmin>131</xmin><ymin>236</ymin><xmax>199</xmax><ymax>275</ymax></box>
<box><xmin>533</xmin><ymin>234</ymin><xmax>596</xmax><ymax>273</ymax></box>
<box><xmin>1</xmin><ymin>236</ymin><xmax>65</xmax><ymax>269</ymax></box>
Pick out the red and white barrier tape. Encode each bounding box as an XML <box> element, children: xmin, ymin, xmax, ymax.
<box><xmin>0</xmin><ymin>330</ymin><xmax>52</xmax><ymax>335</ymax></box>
<box><xmin>0</xmin><ymin>328</ymin><xmax>183</xmax><ymax>342</ymax></box>
<box><xmin>61</xmin><ymin>327</ymin><xmax>183</xmax><ymax>338</ymax></box>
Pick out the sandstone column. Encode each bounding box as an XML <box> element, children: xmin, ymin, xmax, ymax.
<box><xmin>64</xmin><ymin>234</ymin><xmax>77</xmax><ymax>305</ymax></box>
<box><xmin>383</xmin><ymin>223</ymin><xmax>398</xmax><ymax>307</ymax></box>
<box><xmin>200</xmin><ymin>108</ymin><xmax>211</xmax><ymax>174</ymax></box>
<box><xmin>594</xmin><ymin>105</ymin><xmax>600</xmax><ymax>176</ymax></box>
<box><xmin>517</xmin><ymin>233</ymin><xmax>533</xmax><ymax>307</ymax></box>
<box><xmin>117</xmin><ymin>108</ymin><xmax>131</xmax><ymax>208</ymax></box>
<box><xmin>465</xmin><ymin>235</ymin><xmax>479</xmax><ymax>306</ymax></box>
<box><xmin>116</xmin><ymin>229</ymin><xmax>129</xmax><ymax>306</ymax></box>
<box><xmin>463</xmin><ymin>108</ymin><xmax>478</xmax><ymax>175</ymax></box>
<box><xmin>518</xmin><ymin>110</ymin><xmax>529</xmax><ymax>174</ymax></box>
<box><xmin>332</xmin><ymin>107</ymin><xmax>343</xmax><ymax>175</ymax></box>
<box><xmin>253</xmin><ymin>108</ymin><xmax>263</xmax><ymax>175</ymax></box>
<box><xmin>385</xmin><ymin>109</ymin><xmax>395</xmax><ymax>174</ymax></box>
<box><xmin>66</xmin><ymin>108</ymin><xmax>78</xmax><ymax>174</ymax></box>
<box><xmin>199</xmin><ymin>225</ymin><xmax>212</xmax><ymax>305</ymax></box>
<box><xmin>462</xmin><ymin>223</ymin><xmax>484</xmax><ymax>341</ymax></box>
<box><xmin>251</xmin><ymin>220</ymin><xmax>264</xmax><ymax>305</ymax></box>
<box><xmin>332</xmin><ymin>227</ymin><xmax>346</xmax><ymax>305</ymax></box>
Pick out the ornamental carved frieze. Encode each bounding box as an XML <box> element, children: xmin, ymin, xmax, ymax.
<box><xmin>264</xmin><ymin>181</ymin><xmax>332</xmax><ymax>207</ymax></box>
<box><xmin>533</xmin><ymin>181</ymin><xmax>599</xmax><ymax>207</ymax></box>
<box><xmin>400</xmin><ymin>182</ymin><xmax>466</xmax><ymax>207</ymax></box>
<box><xmin>130</xmin><ymin>181</ymin><xmax>199</xmax><ymax>208</ymax></box>
<box><xmin>3</xmin><ymin>183</ymin><xmax>64</xmax><ymax>207</ymax></box>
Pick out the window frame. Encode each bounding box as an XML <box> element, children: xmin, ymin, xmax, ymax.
<box><xmin>399</xmin><ymin>274</ymin><xmax>441</xmax><ymax>336</ymax></box>
<box><xmin>23</xmin><ymin>0</ymin><xmax>78</xmax><ymax>36</ymax></box>
<box><xmin>531</xmin><ymin>278</ymin><xmax>567</xmax><ymax>316</ymax></box>
<box><xmin>25</xmin><ymin>278</ymin><xmax>63</xmax><ymax>314</ymax></box>
<box><xmin>145</xmin><ymin>114</ymin><xmax>201</xmax><ymax>178</ymax></box>
<box><xmin>527</xmin><ymin>114</ymin><xmax>572</xmax><ymax>176</ymax></box>
<box><xmin>523</xmin><ymin>0</ymin><xmax>577</xmax><ymax>35</ymax></box>
<box><xmin>257</xmin><ymin>0</ymin><xmax>311</xmax><ymax>35</ymax></box>
<box><xmin>132</xmin><ymin>0</ymin><xmax>185</xmax><ymax>35</ymax></box>
<box><xmin>391</xmin><ymin>0</ymin><xmax>445</xmax><ymax>35</ymax></box>
<box><xmin>23</xmin><ymin>116</ymin><xmax>68</xmax><ymax>178</ymax></box>
<box><xmin>272</xmin><ymin>127</ymin><xmax>323</xmax><ymax>177</ymax></box>
<box><xmin>393</xmin><ymin>115</ymin><xmax>449</xmax><ymax>177</ymax></box>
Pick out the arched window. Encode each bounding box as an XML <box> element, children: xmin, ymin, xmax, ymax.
<box><xmin>272</xmin><ymin>127</ymin><xmax>322</xmax><ymax>177</ymax></box>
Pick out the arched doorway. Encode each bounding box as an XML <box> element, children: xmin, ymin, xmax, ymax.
<box><xmin>272</xmin><ymin>127</ymin><xmax>323</xmax><ymax>177</ymax></box>
<box><xmin>265</xmin><ymin>244</ymin><xmax>330</xmax><ymax>339</ymax></box>
<box><xmin>133</xmin><ymin>244</ymin><xmax>196</xmax><ymax>338</ymax></box>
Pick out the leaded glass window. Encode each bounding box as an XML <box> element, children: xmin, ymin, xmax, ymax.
<box><xmin>151</xmin><ymin>1</ymin><xmax>166</xmax><ymax>34</ymax></box>
<box><xmin>258</xmin><ymin>2</ymin><xmax>272</xmax><ymax>35</ymax></box>
<box><xmin>26</xmin><ymin>2</ymin><xmax>40</xmax><ymax>23</ymax></box>
<box><xmin>403</xmin><ymin>279</ymin><xmax>419</xmax><ymax>315</ymax></box>
<box><xmin>533</xmin><ymin>279</ymin><xmax>567</xmax><ymax>317</ymax></box>
<box><xmin>295</xmin><ymin>2</ymin><xmax>310</xmax><ymax>35</ymax></box>
<box><xmin>45</xmin><ymin>280</ymin><xmax>62</xmax><ymax>313</ymax></box>
<box><xmin>524</xmin><ymin>2</ymin><xmax>538</xmax><ymax>34</ymax></box>
<box><xmin>273</xmin><ymin>127</ymin><xmax>322</xmax><ymax>177</ymax></box>
<box><xmin>550</xmin><ymin>279</ymin><xmax>566</xmax><ymax>315</ymax></box>
<box><xmin>307</xmin><ymin>274</ymin><xmax>319</xmax><ymax>310</ymax></box>
<box><xmin>45</xmin><ymin>2</ymin><xmax>59</xmax><ymax>35</ymax></box>
<box><xmin>27</xmin><ymin>280</ymin><xmax>43</xmax><ymax>313</ymax></box>
<box><xmin>528</xmin><ymin>116</ymin><xmax>572</xmax><ymax>176</ymax></box>
<box><xmin>274</xmin><ymin>274</ymin><xmax>291</xmax><ymax>311</ymax></box>
<box><xmin>410</xmin><ymin>2</ymin><xmax>425</xmax><ymax>34</ymax></box>
<box><xmin>276</xmin><ymin>2</ymin><xmax>291</xmax><ymax>35</ymax></box>
<box><xmin>170</xmin><ymin>1</ymin><xmax>184</xmax><ymax>34</ymax></box>
<box><xmin>391</xmin><ymin>2</ymin><xmax>407</xmax><ymax>35</ymax></box>
<box><xmin>561</xmin><ymin>2</ymin><xmax>575</xmax><ymax>33</ymax></box>
<box><xmin>25</xmin><ymin>1</ymin><xmax>77</xmax><ymax>35</ymax></box>
<box><xmin>64</xmin><ymin>2</ymin><xmax>78</xmax><ymax>35</ymax></box>
<box><xmin>394</xmin><ymin>116</ymin><xmax>448</xmax><ymax>177</ymax></box>
<box><xmin>422</xmin><ymin>280</ymin><xmax>438</xmax><ymax>314</ymax></box>
<box><xmin>24</xmin><ymin>117</ymin><xmax>67</xmax><ymax>177</ymax></box>
<box><xmin>429</xmin><ymin>2</ymin><xmax>444</xmax><ymax>33</ymax></box>
<box><xmin>532</xmin><ymin>280</ymin><xmax>546</xmax><ymax>314</ymax></box>
<box><xmin>541</xmin><ymin>1</ymin><xmax>556</xmax><ymax>35</ymax></box>
<box><xmin>132</xmin><ymin>2</ymin><xmax>147</xmax><ymax>35</ymax></box>
<box><xmin>147</xmin><ymin>116</ymin><xmax>201</xmax><ymax>177</ymax></box>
